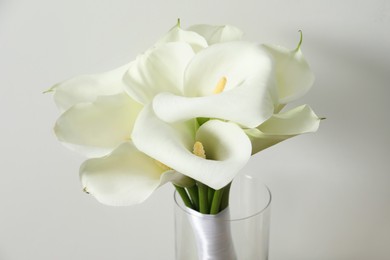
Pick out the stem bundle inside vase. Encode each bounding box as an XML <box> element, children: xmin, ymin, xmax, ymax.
<box><xmin>174</xmin><ymin>182</ymin><xmax>232</xmax><ymax>215</ymax></box>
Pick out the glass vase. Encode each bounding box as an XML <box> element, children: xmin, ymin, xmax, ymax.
<box><xmin>174</xmin><ymin>173</ymin><xmax>271</xmax><ymax>260</ymax></box>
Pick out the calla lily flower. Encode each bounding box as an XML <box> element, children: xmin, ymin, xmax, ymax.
<box><xmin>246</xmin><ymin>105</ymin><xmax>321</xmax><ymax>154</ymax></box>
<box><xmin>123</xmin><ymin>25</ymin><xmax>247</xmax><ymax>105</ymax></box>
<box><xmin>54</xmin><ymin>93</ymin><xmax>142</xmax><ymax>158</ymax></box>
<box><xmin>50</xmin><ymin>59</ymin><xmax>142</xmax><ymax>159</ymax></box>
<box><xmin>49</xmin><ymin>63</ymin><xmax>132</xmax><ymax>112</ymax></box>
<box><xmin>262</xmin><ymin>33</ymin><xmax>315</xmax><ymax>105</ymax></box>
<box><xmin>151</xmin><ymin>35</ymin><xmax>315</xmax><ymax>128</ymax></box>
<box><xmin>127</xmin><ymin>41</ymin><xmax>277</xmax><ymax>128</ymax></box>
<box><xmin>132</xmin><ymin>104</ymin><xmax>252</xmax><ymax>190</ymax></box>
<box><xmin>240</xmin><ymin>35</ymin><xmax>319</xmax><ymax>154</ymax></box>
<box><xmin>80</xmin><ymin>142</ymin><xmax>193</xmax><ymax>206</ymax></box>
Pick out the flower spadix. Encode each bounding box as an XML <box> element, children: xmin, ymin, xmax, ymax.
<box><xmin>193</xmin><ymin>141</ymin><xmax>206</xmax><ymax>159</ymax></box>
<box><xmin>132</xmin><ymin>104</ymin><xmax>252</xmax><ymax>190</ymax></box>
<box><xmin>213</xmin><ymin>77</ymin><xmax>227</xmax><ymax>94</ymax></box>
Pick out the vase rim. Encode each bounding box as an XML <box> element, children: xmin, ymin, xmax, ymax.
<box><xmin>173</xmin><ymin>174</ymin><xmax>272</xmax><ymax>222</ymax></box>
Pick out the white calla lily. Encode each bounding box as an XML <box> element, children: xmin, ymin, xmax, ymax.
<box><xmin>246</xmin><ymin>105</ymin><xmax>320</xmax><ymax>154</ymax></box>
<box><xmin>153</xmin><ymin>41</ymin><xmax>277</xmax><ymax>128</ymax></box>
<box><xmin>123</xmin><ymin>42</ymin><xmax>195</xmax><ymax>104</ymax></box>
<box><xmin>80</xmin><ymin>142</ymin><xmax>190</xmax><ymax>206</ymax></box>
<box><xmin>188</xmin><ymin>24</ymin><xmax>244</xmax><ymax>45</ymax></box>
<box><xmin>49</xmin><ymin>23</ymin><xmax>321</xmax><ymax>210</ymax></box>
<box><xmin>54</xmin><ymin>93</ymin><xmax>142</xmax><ymax>158</ymax></box>
<box><xmin>49</xmin><ymin>63</ymin><xmax>132</xmax><ymax>112</ymax></box>
<box><xmin>263</xmin><ymin>33</ymin><xmax>314</xmax><ymax>104</ymax></box>
<box><xmin>132</xmin><ymin>104</ymin><xmax>252</xmax><ymax>190</ymax></box>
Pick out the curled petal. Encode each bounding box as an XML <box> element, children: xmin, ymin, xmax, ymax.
<box><xmin>123</xmin><ymin>42</ymin><xmax>195</xmax><ymax>104</ymax></box>
<box><xmin>153</xmin><ymin>42</ymin><xmax>277</xmax><ymax>128</ymax></box>
<box><xmin>132</xmin><ymin>104</ymin><xmax>196</xmax><ymax>156</ymax></box>
<box><xmin>132</xmin><ymin>104</ymin><xmax>252</xmax><ymax>189</ymax></box>
<box><xmin>263</xmin><ymin>44</ymin><xmax>315</xmax><ymax>104</ymax></box>
<box><xmin>51</xmin><ymin>63</ymin><xmax>131</xmax><ymax>112</ymax></box>
<box><xmin>188</xmin><ymin>24</ymin><xmax>244</xmax><ymax>45</ymax></box>
<box><xmin>245</xmin><ymin>105</ymin><xmax>320</xmax><ymax>154</ymax></box>
<box><xmin>54</xmin><ymin>93</ymin><xmax>142</xmax><ymax>157</ymax></box>
<box><xmin>80</xmin><ymin>142</ymin><xmax>181</xmax><ymax>206</ymax></box>
<box><xmin>156</xmin><ymin>24</ymin><xmax>208</xmax><ymax>52</ymax></box>
<box><xmin>153</xmin><ymin>84</ymin><xmax>274</xmax><ymax>129</ymax></box>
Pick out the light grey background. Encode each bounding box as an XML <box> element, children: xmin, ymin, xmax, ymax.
<box><xmin>1</xmin><ymin>0</ymin><xmax>389</xmax><ymax>259</ymax></box>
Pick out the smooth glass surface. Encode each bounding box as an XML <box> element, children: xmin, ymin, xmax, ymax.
<box><xmin>174</xmin><ymin>173</ymin><xmax>272</xmax><ymax>260</ymax></box>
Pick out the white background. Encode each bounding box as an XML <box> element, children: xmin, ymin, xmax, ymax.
<box><xmin>1</xmin><ymin>0</ymin><xmax>389</xmax><ymax>259</ymax></box>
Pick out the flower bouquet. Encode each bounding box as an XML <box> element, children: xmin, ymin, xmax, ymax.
<box><xmin>48</xmin><ymin>20</ymin><xmax>321</xmax><ymax>259</ymax></box>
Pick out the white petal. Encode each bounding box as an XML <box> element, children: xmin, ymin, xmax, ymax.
<box><xmin>80</xmin><ymin>142</ymin><xmax>178</xmax><ymax>206</ymax></box>
<box><xmin>132</xmin><ymin>104</ymin><xmax>252</xmax><ymax>189</ymax></box>
<box><xmin>188</xmin><ymin>24</ymin><xmax>244</xmax><ymax>45</ymax></box>
<box><xmin>245</xmin><ymin>105</ymin><xmax>320</xmax><ymax>154</ymax></box>
<box><xmin>263</xmin><ymin>44</ymin><xmax>315</xmax><ymax>104</ymax></box>
<box><xmin>55</xmin><ymin>93</ymin><xmax>142</xmax><ymax>157</ymax></box>
<box><xmin>194</xmin><ymin>120</ymin><xmax>252</xmax><ymax>188</ymax></box>
<box><xmin>132</xmin><ymin>104</ymin><xmax>196</xmax><ymax>157</ymax></box>
<box><xmin>153</xmin><ymin>42</ymin><xmax>277</xmax><ymax>128</ymax></box>
<box><xmin>184</xmin><ymin>42</ymin><xmax>273</xmax><ymax>97</ymax></box>
<box><xmin>123</xmin><ymin>42</ymin><xmax>195</xmax><ymax>104</ymax></box>
<box><xmin>153</xmin><ymin>84</ymin><xmax>274</xmax><ymax>129</ymax></box>
<box><xmin>51</xmin><ymin>63</ymin><xmax>131</xmax><ymax>112</ymax></box>
<box><xmin>156</xmin><ymin>24</ymin><xmax>208</xmax><ymax>52</ymax></box>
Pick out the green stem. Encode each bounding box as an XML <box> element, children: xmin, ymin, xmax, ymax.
<box><xmin>198</xmin><ymin>182</ymin><xmax>209</xmax><ymax>214</ymax></box>
<box><xmin>187</xmin><ymin>185</ymin><xmax>199</xmax><ymax>211</ymax></box>
<box><xmin>208</xmin><ymin>188</ymin><xmax>215</xmax><ymax>207</ymax></box>
<box><xmin>220</xmin><ymin>182</ymin><xmax>232</xmax><ymax>211</ymax></box>
<box><xmin>174</xmin><ymin>185</ymin><xmax>193</xmax><ymax>209</ymax></box>
<box><xmin>294</xmin><ymin>30</ymin><xmax>303</xmax><ymax>52</ymax></box>
<box><xmin>210</xmin><ymin>188</ymin><xmax>224</xmax><ymax>215</ymax></box>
